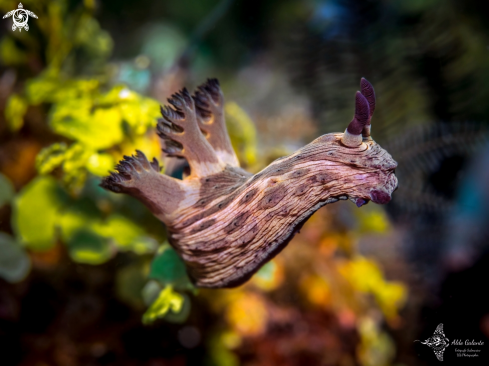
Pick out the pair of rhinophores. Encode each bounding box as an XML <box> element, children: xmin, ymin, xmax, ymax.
<box><xmin>102</xmin><ymin>78</ymin><xmax>398</xmax><ymax>288</ymax></box>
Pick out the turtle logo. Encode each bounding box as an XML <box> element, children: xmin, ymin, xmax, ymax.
<box><xmin>415</xmin><ymin>323</ymin><xmax>450</xmax><ymax>361</ymax></box>
<box><xmin>3</xmin><ymin>3</ymin><xmax>37</xmax><ymax>32</ymax></box>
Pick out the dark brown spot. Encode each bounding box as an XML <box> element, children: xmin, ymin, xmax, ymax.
<box><xmin>265</xmin><ymin>163</ymin><xmax>293</xmax><ymax>177</ymax></box>
<box><xmin>289</xmin><ymin>168</ymin><xmax>310</xmax><ymax>179</ymax></box>
<box><xmin>317</xmin><ymin>174</ymin><xmax>329</xmax><ymax>183</ymax></box>
<box><xmin>250</xmin><ymin>172</ymin><xmax>263</xmax><ymax>182</ymax></box>
<box><xmin>180</xmin><ymin>190</ymin><xmax>242</xmax><ymax>230</ymax></box>
<box><xmin>225</xmin><ymin>211</ymin><xmax>252</xmax><ymax>234</ymax></box>
<box><xmin>192</xmin><ymin>238</ymin><xmax>229</xmax><ymax>252</ymax></box>
<box><xmin>181</xmin><ymin>213</ymin><xmax>204</xmax><ymax>227</ymax></box>
<box><xmin>196</xmin><ymin>199</ymin><xmax>208</xmax><ymax>207</ymax></box>
<box><xmin>278</xmin><ymin>205</ymin><xmax>291</xmax><ymax>216</ymax></box>
<box><xmin>234</xmin><ymin>224</ymin><xmax>259</xmax><ymax>246</ymax></box>
<box><xmin>239</xmin><ymin>187</ymin><xmax>259</xmax><ymax>205</ymax></box>
<box><xmin>188</xmin><ymin>238</ymin><xmax>229</xmax><ymax>256</ymax></box>
<box><xmin>294</xmin><ymin>184</ymin><xmax>308</xmax><ymax>196</ymax></box>
<box><xmin>198</xmin><ymin>166</ymin><xmax>249</xmax><ymax>203</ymax></box>
<box><xmin>187</xmin><ymin>245</ymin><xmax>227</xmax><ymax>257</ymax></box>
<box><xmin>258</xmin><ymin>185</ymin><xmax>287</xmax><ymax>210</ymax></box>
<box><xmin>189</xmin><ymin>218</ymin><xmax>216</xmax><ymax>234</ymax></box>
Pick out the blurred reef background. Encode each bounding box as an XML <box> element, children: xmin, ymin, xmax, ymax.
<box><xmin>1</xmin><ymin>0</ymin><xmax>489</xmax><ymax>365</ymax></box>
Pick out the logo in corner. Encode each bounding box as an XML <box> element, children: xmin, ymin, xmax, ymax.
<box><xmin>3</xmin><ymin>3</ymin><xmax>38</xmax><ymax>32</ymax></box>
<box><xmin>415</xmin><ymin>323</ymin><xmax>450</xmax><ymax>361</ymax></box>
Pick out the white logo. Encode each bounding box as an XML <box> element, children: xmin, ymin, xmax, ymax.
<box><xmin>415</xmin><ymin>323</ymin><xmax>450</xmax><ymax>361</ymax></box>
<box><xmin>3</xmin><ymin>3</ymin><xmax>37</xmax><ymax>32</ymax></box>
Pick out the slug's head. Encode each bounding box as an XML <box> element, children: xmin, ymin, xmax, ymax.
<box><xmin>316</xmin><ymin>78</ymin><xmax>398</xmax><ymax>207</ymax></box>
